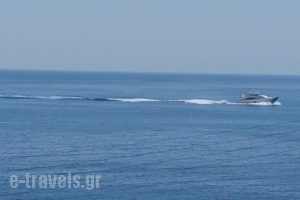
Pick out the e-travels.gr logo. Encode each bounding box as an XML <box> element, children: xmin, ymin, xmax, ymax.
<box><xmin>10</xmin><ymin>172</ymin><xmax>101</xmax><ymax>190</ymax></box>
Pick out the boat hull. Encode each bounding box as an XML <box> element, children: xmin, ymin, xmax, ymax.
<box><xmin>237</xmin><ymin>97</ymin><xmax>279</xmax><ymax>104</ymax></box>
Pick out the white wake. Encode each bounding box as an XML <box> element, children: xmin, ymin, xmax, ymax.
<box><xmin>177</xmin><ymin>99</ymin><xmax>281</xmax><ymax>106</ymax></box>
<box><xmin>173</xmin><ymin>99</ymin><xmax>231</xmax><ymax>105</ymax></box>
<box><xmin>0</xmin><ymin>94</ymin><xmax>281</xmax><ymax>106</ymax></box>
<box><xmin>108</xmin><ymin>98</ymin><xmax>160</xmax><ymax>102</ymax></box>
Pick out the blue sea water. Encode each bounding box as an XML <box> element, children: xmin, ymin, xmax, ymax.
<box><xmin>0</xmin><ymin>70</ymin><xmax>300</xmax><ymax>200</ymax></box>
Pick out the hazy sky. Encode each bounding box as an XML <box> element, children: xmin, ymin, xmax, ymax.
<box><xmin>0</xmin><ymin>0</ymin><xmax>299</xmax><ymax>74</ymax></box>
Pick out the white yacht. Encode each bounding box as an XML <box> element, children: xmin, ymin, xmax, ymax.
<box><xmin>237</xmin><ymin>92</ymin><xmax>279</xmax><ymax>104</ymax></box>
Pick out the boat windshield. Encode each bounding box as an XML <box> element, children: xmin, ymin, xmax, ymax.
<box><xmin>248</xmin><ymin>92</ymin><xmax>260</xmax><ymax>96</ymax></box>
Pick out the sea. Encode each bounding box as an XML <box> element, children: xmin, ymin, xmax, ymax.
<box><xmin>0</xmin><ymin>70</ymin><xmax>300</xmax><ymax>200</ymax></box>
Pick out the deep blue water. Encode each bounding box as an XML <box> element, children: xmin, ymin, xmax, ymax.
<box><xmin>0</xmin><ymin>70</ymin><xmax>300</xmax><ymax>200</ymax></box>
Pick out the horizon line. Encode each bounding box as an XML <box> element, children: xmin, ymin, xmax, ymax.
<box><xmin>0</xmin><ymin>68</ymin><xmax>299</xmax><ymax>77</ymax></box>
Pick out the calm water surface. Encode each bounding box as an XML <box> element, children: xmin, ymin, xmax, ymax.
<box><xmin>0</xmin><ymin>71</ymin><xmax>300</xmax><ymax>199</ymax></box>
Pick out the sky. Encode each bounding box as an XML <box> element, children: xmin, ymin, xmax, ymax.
<box><xmin>0</xmin><ymin>0</ymin><xmax>299</xmax><ymax>75</ymax></box>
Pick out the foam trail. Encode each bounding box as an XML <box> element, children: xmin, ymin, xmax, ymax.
<box><xmin>178</xmin><ymin>99</ymin><xmax>231</xmax><ymax>105</ymax></box>
<box><xmin>171</xmin><ymin>99</ymin><xmax>281</xmax><ymax>106</ymax></box>
<box><xmin>0</xmin><ymin>94</ymin><xmax>281</xmax><ymax>106</ymax></box>
<box><xmin>0</xmin><ymin>95</ymin><xmax>31</xmax><ymax>99</ymax></box>
<box><xmin>36</xmin><ymin>96</ymin><xmax>83</xmax><ymax>100</ymax></box>
<box><xmin>108</xmin><ymin>98</ymin><xmax>160</xmax><ymax>102</ymax></box>
<box><xmin>0</xmin><ymin>94</ymin><xmax>84</xmax><ymax>100</ymax></box>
